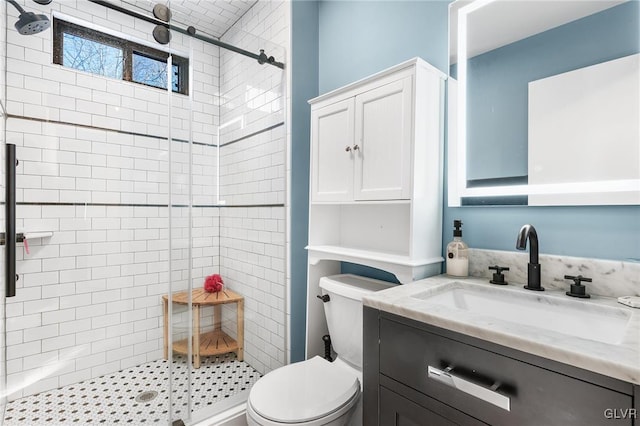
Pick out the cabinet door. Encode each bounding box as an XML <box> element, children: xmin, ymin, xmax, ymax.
<box><xmin>380</xmin><ymin>318</ymin><xmax>634</xmax><ymax>426</ymax></box>
<box><xmin>380</xmin><ymin>386</ymin><xmax>458</xmax><ymax>426</ymax></box>
<box><xmin>311</xmin><ymin>99</ymin><xmax>355</xmax><ymax>202</ymax></box>
<box><xmin>354</xmin><ymin>76</ymin><xmax>413</xmax><ymax>201</ymax></box>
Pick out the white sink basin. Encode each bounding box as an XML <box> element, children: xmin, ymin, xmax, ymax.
<box><xmin>411</xmin><ymin>282</ymin><xmax>631</xmax><ymax>345</ymax></box>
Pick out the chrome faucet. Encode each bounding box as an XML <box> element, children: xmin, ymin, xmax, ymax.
<box><xmin>516</xmin><ymin>224</ymin><xmax>544</xmax><ymax>291</ymax></box>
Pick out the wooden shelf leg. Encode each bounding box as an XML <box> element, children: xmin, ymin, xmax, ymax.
<box><xmin>194</xmin><ymin>304</ymin><xmax>201</xmax><ymax>368</ymax></box>
<box><xmin>214</xmin><ymin>304</ymin><xmax>221</xmax><ymax>332</ymax></box>
<box><xmin>237</xmin><ymin>299</ymin><xmax>244</xmax><ymax>361</ymax></box>
<box><xmin>163</xmin><ymin>298</ymin><xmax>168</xmax><ymax>360</ymax></box>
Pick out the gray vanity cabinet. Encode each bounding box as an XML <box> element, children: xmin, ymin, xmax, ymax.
<box><xmin>363</xmin><ymin>307</ymin><xmax>638</xmax><ymax>425</ymax></box>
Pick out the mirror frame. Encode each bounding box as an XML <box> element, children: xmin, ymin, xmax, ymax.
<box><xmin>448</xmin><ymin>0</ymin><xmax>640</xmax><ymax>207</ymax></box>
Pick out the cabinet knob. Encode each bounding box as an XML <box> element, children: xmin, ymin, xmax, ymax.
<box><xmin>353</xmin><ymin>145</ymin><xmax>360</xmax><ymax>151</ymax></box>
<box><xmin>345</xmin><ymin>146</ymin><xmax>351</xmax><ymax>152</ymax></box>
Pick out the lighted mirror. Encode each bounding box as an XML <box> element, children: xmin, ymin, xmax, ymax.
<box><xmin>448</xmin><ymin>0</ymin><xmax>640</xmax><ymax>206</ymax></box>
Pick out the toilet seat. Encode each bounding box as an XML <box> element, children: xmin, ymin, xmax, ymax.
<box><xmin>248</xmin><ymin>356</ymin><xmax>360</xmax><ymax>424</ymax></box>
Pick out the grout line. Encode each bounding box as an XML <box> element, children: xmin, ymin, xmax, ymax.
<box><xmin>219</xmin><ymin>0</ymin><xmax>260</xmax><ymax>40</ymax></box>
<box><xmin>6</xmin><ymin>113</ymin><xmax>197</xmax><ymax>146</ymax></box>
<box><xmin>16</xmin><ymin>201</ymin><xmax>284</xmax><ymax>208</ymax></box>
<box><xmin>7</xmin><ymin>115</ymin><xmax>285</xmax><ymax>149</ymax></box>
<box><xmin>219</xmin><ymin>122</ymin><xmax>285</xmax><ymax>147</ymax></box>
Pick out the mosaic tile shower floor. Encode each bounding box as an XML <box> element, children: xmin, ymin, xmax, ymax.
<box><xmin>3</xmin><ymin>354</ymin><xmax>260</xmax><ymax>425</ymax></box>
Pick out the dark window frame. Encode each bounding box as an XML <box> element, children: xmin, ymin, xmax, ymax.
<box><xmin>53</xmin><ymin>18</ymin><xmax>189</xmax><ymax>95</ymax></box>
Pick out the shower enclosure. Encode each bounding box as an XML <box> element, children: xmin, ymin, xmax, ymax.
<box><xmin>0</xmin><ymin>0</ymin><xmax>288</xmax><ymax>424</ymax></box>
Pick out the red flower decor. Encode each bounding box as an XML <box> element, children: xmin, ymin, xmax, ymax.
<box><xmin>204</xmin><ymin>274</ymin><xmax>224</xmax><ymax>293</ymax></box>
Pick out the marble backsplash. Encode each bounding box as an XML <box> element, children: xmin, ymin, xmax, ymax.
<box><xmin>468</xmin><ymin>249</ymin><xmax>640</xmax><ymax>298</ymax></box>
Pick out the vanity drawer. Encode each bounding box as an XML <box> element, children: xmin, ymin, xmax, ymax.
<box><xmin>379</xmin><ymin>317</ymin><xmax>634</xmax><ymax>426</ymax></box>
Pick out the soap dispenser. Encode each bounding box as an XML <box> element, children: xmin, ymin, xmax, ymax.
<box><xmin>446</xmin><ymin>220</ymin><xmax>469</xmax><ymax>277</ymax></box>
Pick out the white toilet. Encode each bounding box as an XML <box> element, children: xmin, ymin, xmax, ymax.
<box><xmin>246</xmin><ymin>274</ymin><xmax>394</xmax><ymax>426</ymax></box>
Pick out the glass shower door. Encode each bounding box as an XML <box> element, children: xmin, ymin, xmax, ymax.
<box><xmin>1</xmin><ymin>1</ymin><xmax>7</xmax><ymax>421</ymax></box>
<box><xmin>1</xmin><ymin>0</ymin><xmax>177</xmax><ymax>423</ymax></box>
<box><xmin>163</xmin><ymin>1</ymin><xmax>288</xmax><ymax>422</ymax></box>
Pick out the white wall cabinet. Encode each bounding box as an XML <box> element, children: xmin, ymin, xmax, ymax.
<box><xmin>305</xmin><ymin>58</ymin><xmax>447</xmax><ymax>359</ymax></box>
<box><xmin>311</xmin><ymin>77</ymin><xmax>414</xmax><ymax>202</ymax></box>
<box><xmin>354</xmin><ymin>77</ymin><xmax>413</xmax><ymax>201</ymax></box>
<box><xmin>311</xmin><ymin>98</ymin><xmax>355</xmax><ymax>202</ymax></box>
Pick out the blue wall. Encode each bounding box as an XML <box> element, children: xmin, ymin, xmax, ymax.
<box><xmin>465</xmin><ymin>1</ymin><xmax>640</xmax><ymax>180</ymax></box>
<box><xmin>291</xmin><ymin>0</ymin><xmax>640</xmax><ymax>361</ymax></box>
<box><xmin>291</xmin><ymin>0</ymin><xmax>319</xmax><ymax>362</ymax></box>
<box><xmin>442</xmin><ymin>205</ymin><xmax>640</xmax><ymax>262</ymax></box>
<box><xmin>318</xmin><ymin>0</ymin><xmax>450</xmax><ymax>93</ymax></box>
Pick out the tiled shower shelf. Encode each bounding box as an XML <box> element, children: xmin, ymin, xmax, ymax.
<box><xmin>14</xmin><ymin>229</ymin><xmax>54</xmax><ymax>242</ymax></box>
<box><xmin>22</xmin><ymin>231</ymin><xmax>54</xmax><ymax>239</ymax></box>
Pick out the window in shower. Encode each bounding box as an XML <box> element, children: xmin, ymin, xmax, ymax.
<box><xmin>53</xmin><ymin>18</ymin><xmax>189</xmax><ymax>94</ymax></box>
<box><xmin>132</xmin><ymin>52</ymin><xmax>182</xmax><ymax>92</ymax></box>
<box><xmin>60</xmin><ymin>31</ymin><xmax>124</xmax><ymax>79</ymax></box>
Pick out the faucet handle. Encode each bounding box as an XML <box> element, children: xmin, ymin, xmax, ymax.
<box><xmin>564</xmin><ymin>275</ymin><xmax>592</xmax><ymax>298</ymax></box>
<box><xmin>564</xmin><ymin>274</ymin><xmax>592</xmax><ymax>284</ymax></box>
<box><xmin>488</xmin><ymin>265</ymin><xmax>510</xmax><ymax>285</ymax></box>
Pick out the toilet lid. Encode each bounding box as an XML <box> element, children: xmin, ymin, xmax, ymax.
<box><xmin>249</xmin><ymin>356</ymin><xmax>360</xmax><ymax>423</ymax></box>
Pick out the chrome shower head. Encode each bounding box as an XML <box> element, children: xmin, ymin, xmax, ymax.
<box><xmin>15</xmin><ymin>10</ymin><xmax>50</xmax><ymax>34</ymax></box>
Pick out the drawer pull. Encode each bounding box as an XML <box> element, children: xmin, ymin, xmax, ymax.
<box><xmin>428</xmin><ymin>365</ymin><xmax>510</xmax><ymax>412</ymax></box>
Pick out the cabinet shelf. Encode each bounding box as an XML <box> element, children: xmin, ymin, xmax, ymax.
<box><xmin>311</xmin><ymin>199</ymin><xmax>411</xmax><ymax>205</ymax></box>
<box><xmin>307</xmin><ymin>244</ymin><xmax>443</xmax><ymax>283</ymax></box>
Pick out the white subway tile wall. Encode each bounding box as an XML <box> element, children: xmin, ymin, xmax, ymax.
<box><xmin>219</xmin><ymin>124</ymin><xmax>286</xmax><ymax>206</ymax></box>
<box><xmin>6</xmin><ymin>0</ymin><xmax>288</xmax><ymax>400</ymax></box>
<box><xmin>218</xmin><ymin>0</ymin><xmax>288</xmax><ymax>374</ymax></box>
<box><xmin>220</xmin><ymin>207</ymin><xmax>286</xmax><ymax>373</ymax></box>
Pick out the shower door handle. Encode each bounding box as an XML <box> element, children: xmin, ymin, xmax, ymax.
<box><xmin>6</xmin><ymin>144</ymin><xmax>17</xmax><ymax>297</ymax></box>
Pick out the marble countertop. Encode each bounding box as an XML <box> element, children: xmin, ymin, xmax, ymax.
<box><xmin>363</xmin><ymin>275</ymin><xmax>640</xmax><ymax>385</ymax></box>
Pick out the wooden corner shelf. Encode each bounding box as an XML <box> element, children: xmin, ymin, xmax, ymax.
<box><xmin>162</xmin><ymin>288</ymin><xmax>244</xmax><ymax>368</ymax></box>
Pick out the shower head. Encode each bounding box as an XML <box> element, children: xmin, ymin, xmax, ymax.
<box><xmin>5</xmin><ymin>0</ymin><xmax>51</xmax><ymax>35</ymax></box>
<box><xmin>15</xmin><ymin>10</ymin><xmax>50</xmax><ymax>34</ymax></box>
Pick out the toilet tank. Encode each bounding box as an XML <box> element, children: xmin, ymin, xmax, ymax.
<box><xmin>319</xmin><ymin>274</ymin><xmax>395</xmax><ymax>369</ymax></box>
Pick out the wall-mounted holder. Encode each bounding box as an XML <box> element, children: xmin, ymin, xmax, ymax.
<box><xmin>0</xmin><ymin>231</ymin><xmax>54</xmax><ymax>245</ymax></box>
<box><xmin>20</xmin><ymin>231</ymin><xmax>54</xmax><ymax>241</ymax></box>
